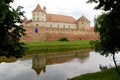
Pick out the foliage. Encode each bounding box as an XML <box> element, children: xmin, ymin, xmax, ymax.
<box><xmin>87</xmin><ymin>0</ymin><xmax>120</xmax><ymax>75</ymax></box>
<box><xmin>87</xmin><ymin>0</ymin><xmax>120</xmax><ymax>12</ymax></box>
<box><xmin>0</xmin><ymin>0</ymin><xmax>25</xmax><ymax>58</ymax></box>
<box><xmin>93</xmin><ymin>12</ymin><xmax>120</xmax><ymax>55</ymax></box>
<box><xmin>59</xmin><ymin>37</ymin><xmax>69</xmax><ymax>41</ymax></box>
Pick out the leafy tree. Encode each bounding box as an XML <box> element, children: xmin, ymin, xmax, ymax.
<box><xmin>87</xmin><ymin>0</ymin><xmax>120</xmax><ymax>75</ymax></box>
<box><xmin>87</xmin><ymin>0</ymin><xmax>120</xmax><ymax>12</ymax></box>
<box><xmin>0</xmin><ymin>0</ymin><xmax>25</xmax><ymax>58</ymax></box>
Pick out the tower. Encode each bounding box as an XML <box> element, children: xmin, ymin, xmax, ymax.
<box><xmin>32</xmin><ymin>4</ymin><xmax>46</xmax><ymax>22</ymax></box>
<box><xmin>76</xmin><ymin>15</ymin><xmax>90</xmax><ymax>30</ymax></box>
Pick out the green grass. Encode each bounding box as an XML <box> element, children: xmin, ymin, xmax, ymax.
<box><xmin>24</xmin><ymin>40</ymin><xmax>92</xmax><ymax>53</ymax></box>
<box><xmin>69</xmin><ymin>67</ymin><xmax>120</xmax><ymax>80</ymax></box>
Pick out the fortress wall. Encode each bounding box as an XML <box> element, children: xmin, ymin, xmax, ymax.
<box><xmin>21</xmin><ymin>26</ymin><xmax>98</xmax><ymax>42</ymax></box>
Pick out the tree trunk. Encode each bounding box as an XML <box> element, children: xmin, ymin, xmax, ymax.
<box><xmin>113</xmin><ymin>53</ymin><xmax>120</xmax><ymax>75</ymax></box>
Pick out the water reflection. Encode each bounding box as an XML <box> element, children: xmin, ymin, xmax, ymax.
<box><xmin>0</xmin><ymin>56</ymin><xmax>17</xmax><ymax>63</ymax></box>
<box><xmin>0</xmin><ymin>50</ymin><xmax>116</xmax><ymax>80</ymax></box>
<box><xmin>31</xmin><ymin>50</ymin><xmax>90</xmax><ymax>78</ymax></box>
<box><xmin>32</xmin><ymin>54</ymin><xmax>46</xmax><ymax>76</ymax></box>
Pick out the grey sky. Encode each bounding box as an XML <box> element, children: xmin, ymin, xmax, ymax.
<box><xmin>11</xmin><ymin>0</ymin><xmax>102</xmax><ymax>26</ymax></box>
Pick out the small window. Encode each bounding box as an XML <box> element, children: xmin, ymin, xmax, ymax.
<box><xmin>69</xmin><ymin>25</ymin><xmax>70</xmax><ymax>29</ymax></box>
<box><xmin>37</xmin><ymin>18</ymin><xmax>39</xmax><ymax>21</ymax></box>
<box><xmin>50</xmin><ymin>24</ymin><xmax>52</xmax><ymax>27</ymax></box>
<box><xmin>42</xmin><ymin>18</ymin><xmax>44</xmax><ymax>21</ymax></box>
<box><xmin>35</xmin><ymin>28</ymin><xmax>38</xmax><ymax>33</ymax></box>
<box><xmin>63</xmin><ymin>25</ymin><xmax>65</xmax><ymax>28</ymax></box>
<box><xmin>58</xmin><ymin>24</ymin><xmax>59</xmax><ymax>28</ymax></box>
<box><xmin>37</xmin><ymin>13</ymin><xmax>39</xmax><ymax>16</ymax></box>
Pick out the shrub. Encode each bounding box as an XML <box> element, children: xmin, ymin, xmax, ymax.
<box><xmin>59</xmin><ymin>37</ymin><xmax>69</xmax><ymax>41</ymax></box>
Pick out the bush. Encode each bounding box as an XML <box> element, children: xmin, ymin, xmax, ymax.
<box><xmin>59</xmin><ymin>37</ymin><xmax>69</xmax><ymax>41</ymax></box>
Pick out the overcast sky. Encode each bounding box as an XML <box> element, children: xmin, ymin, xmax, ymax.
<box><xmin>11</xmin><ymin>0</ymin><xmax>102</xmax><ymax>26</ymax></box>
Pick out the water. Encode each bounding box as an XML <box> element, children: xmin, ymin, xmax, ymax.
<box><xmin>0</xmin><ymin>50</ymin><xmax>119</xmax><ymax>80</ymax></box>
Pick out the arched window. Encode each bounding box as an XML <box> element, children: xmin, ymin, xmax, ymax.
<box><xmin>35</xmin><ymin>28</ymin><xmax>38</xmax><ymax>33</ymax></box>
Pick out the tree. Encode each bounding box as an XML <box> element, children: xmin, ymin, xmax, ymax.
<box><xmin>0</xmin><ymin>0</ymin><xmax>25</xmax><ymax>58</ymax></box>
<box><xmin>87</xmin><ymin>0</ymin><xmax>120</xmax><ymax>12</ymax></box>
<box><xmin>87</xmin><ymin>0</ymin><xmax>120</xmax><ymax>75</ymax></box>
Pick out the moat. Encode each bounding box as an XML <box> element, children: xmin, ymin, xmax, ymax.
<box><xmin>0</xmin><ymin>50</ymin><xmax>119</xmax><ymax>80</ymax></box>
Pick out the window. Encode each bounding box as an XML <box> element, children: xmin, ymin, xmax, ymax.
<box><xmin>68</xmin><ymin>25</ymin><xmax>70</xmax><ymax>29</ymax></box>
<box><xmin>37</xmin><ymin>18</ymin><xmax>39</xmax><ymax>21</ymax></box>
<box><xmin>50</xmin><ymin>24</ymin><xmax>52</xmax><ymax>27</ymax></box>
<box><xmin>58</xmin><ymin>24</ymin><xmax>59</xmax><ymax>28</ymax></box>
<box><xmin>35</xmin><ymin>28</ymin><xmax>38</xmax><ymax>33</ymax></box>
<box><xmin>37</xmin><ymin>13</ymin><xmax>39</xmax><ymax>16</ymax></box>
<box><xmin>42</xmin><ymin>18</ymin><xmax>44</xmax><ymax>21</ymax></box>
<box><xmin>63</xmin><ymin>25</ymin><xmax>65</xmax><ymax>28</ymax></box>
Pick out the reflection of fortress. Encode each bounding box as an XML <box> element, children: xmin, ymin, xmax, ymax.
<box><xmin>32</xmin><ymin>50</ymin><xmax>90</xmax><ymax>76</ymax></box>
<box><xmin>21</xmin><ymin>4</ymin><xmax>98</xmax><ymax>42</ymax></box>
<box><xmin>32</xmin><ymin>54</ymin><xmax>46</xmax><ymax>75</ymax></box>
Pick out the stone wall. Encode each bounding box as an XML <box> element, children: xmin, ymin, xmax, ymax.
<box><xmin>20</xmin><ymin>26</ymin><xmax>98</xmax><ymax>42</ymax></box>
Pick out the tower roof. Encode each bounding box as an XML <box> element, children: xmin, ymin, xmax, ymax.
<box><xmin>77</xmin><ymin>15</ymin><xmax>90</xmax><ymax>23</ymax></box>
<box><xmin>33</xmin><ymin>4</ymin><xmax>42</xmax><ymax>12</ymax></box>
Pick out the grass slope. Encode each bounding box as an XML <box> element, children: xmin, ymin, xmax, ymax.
<box><xmin>24</xmin><ymin>40</ymin><xmax>91</xmax><ymax>53</ymax></box>
<box><xmin>69</xmin><ymin>67</ymin><xmax>120</xmax><ymax>80</ymax></box>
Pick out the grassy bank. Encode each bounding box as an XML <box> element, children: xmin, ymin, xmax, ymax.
<box><xmin>69</xmin><ymin>67</ymin><xmax>120</xmax><ymax>80</ymax></box>
<box><xmin>24</xmin><ymin>40</ymin><xmax>91</xmax><ymax>53</ymax></box>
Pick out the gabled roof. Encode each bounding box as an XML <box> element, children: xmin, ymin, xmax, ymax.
<box><xmin>46</xmin><ymin>13</ymin><xmax>76</xmax><ymax>23</ymax></box>
<box><xmin>77</xmin><ymin>15</ymin><xmax>90</xmax><ymax>23</ymax></box>
<box><xmin>33</xmin><ymin>4</ymin><xmax>42</xmax><ymax>12</ymax></box>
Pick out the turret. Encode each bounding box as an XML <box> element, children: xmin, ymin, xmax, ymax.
<box><xmin>76</xmin><ymin>15</ymin><xmax>90</xmax><ymax>30</ymax></box>
<box><xmin>43</xmin><ymin>6</ymin><xmax>46</xmax><ymax>13</ymax></box>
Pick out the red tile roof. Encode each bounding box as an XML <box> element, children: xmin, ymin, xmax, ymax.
<box><xmin>33</xmin><ymin>4</ymin><xmax>42</xmax><ymax>12</ymax></box>
<box><xmin>46</xmin><ymin>13</ymin><xmax>76</xmax><ymax>23</ymax></box>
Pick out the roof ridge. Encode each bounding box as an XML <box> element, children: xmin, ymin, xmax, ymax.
<box><xmin>46</xmin><ymin>13</ymin><xmax>76</xmax><ymax>23</ymax></box>
<box><xmin>77</xmin><ymin>15</ymin><xmax>90</xmax><ymax>22</ymax></box>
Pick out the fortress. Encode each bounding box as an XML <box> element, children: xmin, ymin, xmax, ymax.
<box><xmin>21</xmin><ymin>4</ymin><xmax>98</xmax><ymax>42</ymax></box>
